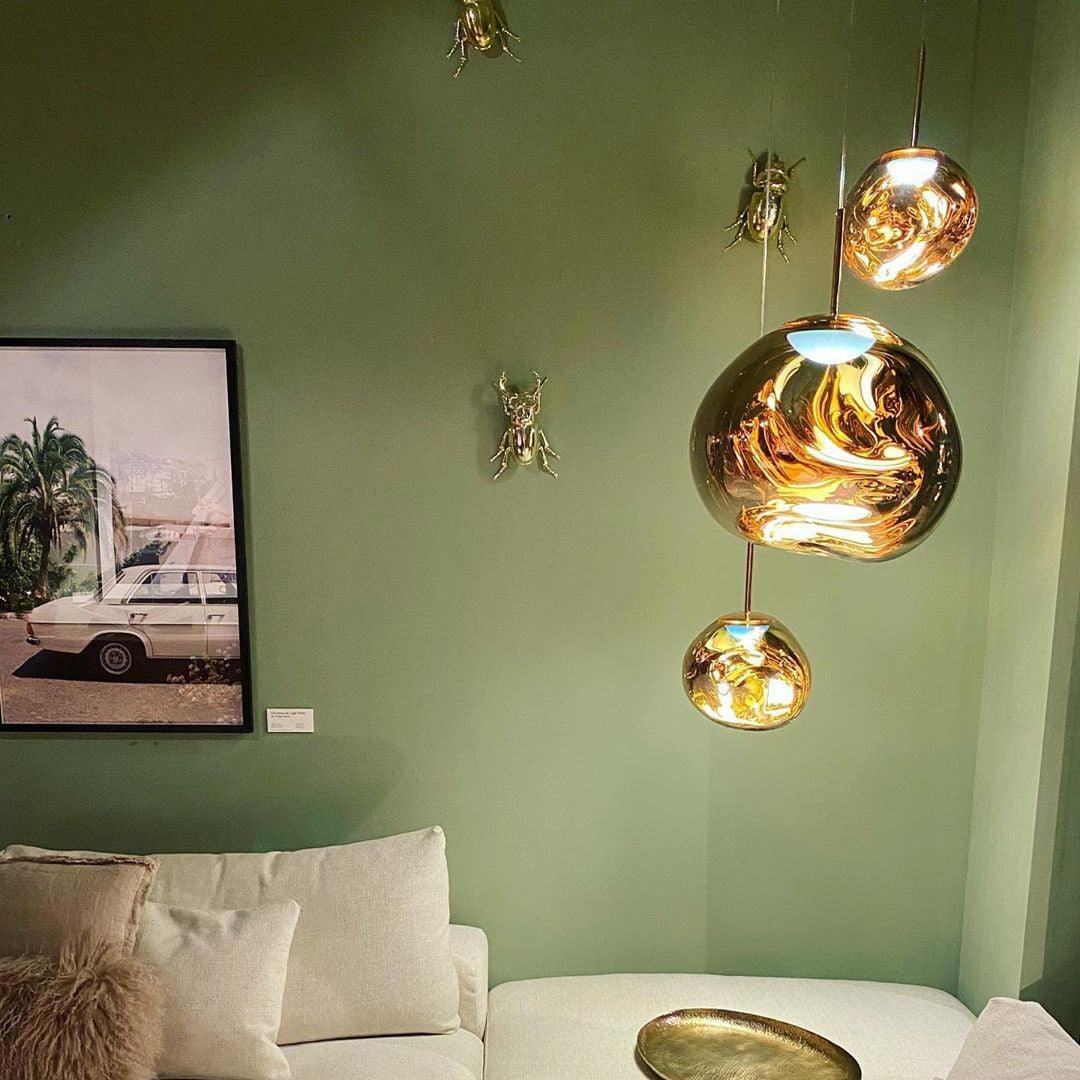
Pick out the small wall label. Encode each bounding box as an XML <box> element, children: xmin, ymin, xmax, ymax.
<box><xmin>266</xmin><ymin>708</ymin><xmax>314</xmax><ymax>733</ymax></box>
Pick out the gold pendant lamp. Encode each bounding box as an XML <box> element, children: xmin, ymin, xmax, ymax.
<box><xmin>843</xmin><ymin>43</ymin><xmax>978</xmax><ymax>289</ymax></box>
<box><xmin>683</xmin><ymin>0</ymin><xmax>967</xmax><ymax>729</ymax></box>
<box><xmin>682</xmin><ymin>545</ymin><xmax>811</xmax><ymax>731</ymax></box>
<box><xmin>689</xmin><ymin>300</ymin><xmax>962</xmax><ymax>562</ymax></box>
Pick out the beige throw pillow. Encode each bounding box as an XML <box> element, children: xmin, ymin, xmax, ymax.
<box><xmin>945</xmin><ymin>997</ymin><xmax>1080</xmax><ymax>1079</ymax></box>
<box><xmin>0</xmin><ymin>855</ymin><xmax>158</xmax><ymax>958</ymax></box>
<box><xmin>136</xmin><ymin>900</ymin><xmax>299</xmax><ymax>1080</ymax></box>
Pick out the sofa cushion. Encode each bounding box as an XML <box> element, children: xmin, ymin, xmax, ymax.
<box><xmin>4</xmin><ymin>828</ymin><xmax>459</xmax><ymax>1046</ymax></box>
<box><xmin>484</xmin><ymin>974</ymin><xmax>975</xmax><ymax>1080</ymax></box>
<box><xmin>0</xmin><ymin>855</ymin><xmax>158</xmax><ymax>958</ymax></box>
<box><xmin>283</xmin><ymin>1029</ymin><xmax>483</xmax><ymax>1080</ymax></box>
<box><xmin>945</xmin><ymin>997</ymin><xmax>1080</xmax><ymax>1078</ymax></box>
<box><xmin>136</xmin><ymin>900</ymin><xmax>299</xmax><ymax>1080</ymax></box>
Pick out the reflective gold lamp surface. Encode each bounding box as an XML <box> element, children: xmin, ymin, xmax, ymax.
<box><xmin>683</xmin><ymin>611</ymin><xmax>811</xmax><ymax>730</ymax></box>
<box><xmin>690</xmin><ymin>313</ymin><xmax>961</xmax><ymax>561</ymax></box>
<box><xmin>842</xmin><ymin>44</ymin><xmax>978</xmax><ymax>290</ymax></box>
<box><xmin>843</xmin><ymin>147</ymin><xmax>977</xmax><ymax>289</ymax></box>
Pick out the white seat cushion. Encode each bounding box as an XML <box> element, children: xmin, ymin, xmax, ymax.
<box><xmin>485</xmin><ymin>974</ymin><xmax>975</xmax><ymax>1080</ymax></box>
<box><xmin>283</xmin><ymin>1029</ymin><xmax>484</xmax><ymax>1080</ymax></box>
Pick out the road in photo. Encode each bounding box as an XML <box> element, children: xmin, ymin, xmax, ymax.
<box><xmin>0</xmin><ymin>617</ymin><xmax>241</xmax><ymax>726</ymax></box>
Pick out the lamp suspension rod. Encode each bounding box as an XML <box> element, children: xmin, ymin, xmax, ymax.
<box><xmin>910</xmin><ymin>41</ymin><xmax>926</xmax><ymax>147</ymax></box>
<box><xmin>743</xmin><ymin>542</ymin><xmax>755</xmax><ymax>615</ymax></box>
<box><xmin>829</xmin><ymin>205</ymin><xmax>845</xmax><ymax>317</ymax></box>
<box><xmin>829</xmin><ymin>147</ymin><xmax>847</xmax><ymax>317</ymax></box>
<box><xmin>830</xmin><ymin>0</ymin><xmax>856</xmax><ymax>317</ymax></box>
<box><xmin>744</xmin><ymin>0</ymin><xmax>780</xmax><ymax>624</ymax></box>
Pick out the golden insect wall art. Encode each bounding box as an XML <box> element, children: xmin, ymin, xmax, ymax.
<box><xmin>725</xmin><ymin>150</ymin><xmax>805</xmax><ymax>261</ymax></box>
<box><xmin>448</xmin><ymin>0</ymin><xmax>522</xmax><ymax>78</ymax></box>
<box><xmin>492</xmin><ymin>372</ymin><xmax>559</xmax><ymax>479</ymax></box>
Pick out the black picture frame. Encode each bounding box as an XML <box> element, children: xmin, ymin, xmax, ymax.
<box><xmin>0</xmin><ymin>338</ymin><xmax>253</xmax><ymax>733</ymax></box>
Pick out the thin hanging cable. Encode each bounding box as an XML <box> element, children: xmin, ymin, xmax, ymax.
<box><xmin>757</xmin><ymin>0</ymin><xmax>782</xmax><ymax>340</ymax></box>
<box><xmin>744</xmin><ymin>0</ymin><xmax>783</xmax><ymax>615</ymax></box>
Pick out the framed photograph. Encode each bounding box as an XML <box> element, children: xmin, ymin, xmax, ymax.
<box><xmin>0</xmin><ymin>339</ymin><xmax>252</xmax><ymax>732</ymax></box>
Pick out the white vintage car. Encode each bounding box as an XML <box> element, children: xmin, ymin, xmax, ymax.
<box><xmin>25</xmin><ymin>565</ymin><xmax>241</xmax><ymax>678</ymax></box>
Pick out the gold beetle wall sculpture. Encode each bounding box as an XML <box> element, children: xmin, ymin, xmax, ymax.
<box><xmin>492</xmin><ymin>372</ymin><xmax>560</xmax><ymax>479</ymax></box>
<box><xmin>725</xmin><ymin>150</ymin><xmax>805</xmax><ymax>262</ymax></box>
<box><xmin>448</xmin><ymin>0</ymin><xmax>522</xmax><ymax>78</ymax></box>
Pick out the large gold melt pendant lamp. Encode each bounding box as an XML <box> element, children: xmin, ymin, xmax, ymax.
<box><xmin>690</xmin><ymin>309</ymin><xmax>962</xmax><ymax>561</ymax></box>
<box><xmin>843</xmin><ymin>45</ymin><xmax>978</xmax><ymax>290</ymax></box>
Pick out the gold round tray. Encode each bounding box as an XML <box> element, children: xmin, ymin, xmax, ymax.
<box><xmin>637</xmin><ymin>1008</ymin><xmax>861</xmax><ymax>1080</ymax></box>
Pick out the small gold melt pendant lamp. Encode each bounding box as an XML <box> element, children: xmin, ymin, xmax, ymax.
<box><xmin>843</xmin><ymin>44</ymin><xmax>978</xmax><ymax>289</ymax></box>
<box><xmin>690</xmin><ymin>192</ymin><xmax>962</xmax><ymax>562</ymax></box>
<box><xmin>683</xmin><ymin>546</ymin><xmax>811</xmax><ymax>731</ymax></box>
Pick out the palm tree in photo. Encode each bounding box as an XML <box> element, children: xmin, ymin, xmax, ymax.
<box><xmin>0</xmin><ymin>416</ymin><xmax>127</xmax><ymax>602</ymax></box>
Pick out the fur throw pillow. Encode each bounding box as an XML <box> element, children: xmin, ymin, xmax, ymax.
<box><xmin>0</xmin><ymin>938</ymin><xmax>163</xmax><ymax>1080</ymax></box>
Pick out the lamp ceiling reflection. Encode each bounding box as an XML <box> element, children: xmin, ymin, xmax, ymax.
<box><xmin>787</xmin><ymin>327</ymin><xmax>875</xmax><ymax>365</ymax></box>
<box><xmin>885</xmin><ymin>154</ymin><xmax>938</xmax><ymax>186</ymax></box>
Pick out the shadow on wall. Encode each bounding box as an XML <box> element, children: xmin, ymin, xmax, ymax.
<box><xmin>0</xmin><ymin>0</ymin><xmax>417</xmax><ymax>307</ymax></box>
<box><xmin>3</xmin><ymin>733</ymin><xmax>405</xmax><ymax>855</ymax></box>
<box><xmin>473</xmin><ymin>372</ymin><xmax>512</xmax><ymax>482</ymax></box>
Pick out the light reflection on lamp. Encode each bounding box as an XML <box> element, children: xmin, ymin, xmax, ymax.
<box><xmin>873</xmin><ymin>239</ymin><xmax>930</xmax><ymax>285</ymax></box>
<box><xmin>885</xmin><ymin>154</ymin><xmax>938</xmax><ymax>186</ymax></box>
<box><xmin>723</xmin><ymin>619</ymin><xmax>768</xmax><ymax>647</ymax></box>
<box><xmin>790</xmin><ymin>502</ymin><xmax>871</xmax><ymax>523</ymax></box>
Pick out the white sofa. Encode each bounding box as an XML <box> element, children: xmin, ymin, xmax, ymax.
<box><xmin>274</xmin><ymin>940</ymin><xmax>977</xmax><ymax>1080</ymax></box>
<box><xmin>4</xmin><ymin>832</ymin><xmax>979</xmax><ymax>1080</ymax></box>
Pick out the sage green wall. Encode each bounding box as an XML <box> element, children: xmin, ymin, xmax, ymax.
<box><xmin>958</xmin><ymin>0</ymin><xmax>1080</xmax><ymax>1018</ymax></box>
<box><xmin>0</xmin><ymin>1</ymin><xmax>1031</xmax><ymax>992</ymax></box>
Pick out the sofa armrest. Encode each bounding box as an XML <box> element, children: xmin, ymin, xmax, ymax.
<box><xmin>449</xmin><ymin>924</ymin><xmax>488</xmax><ymax>1039</ymax></box>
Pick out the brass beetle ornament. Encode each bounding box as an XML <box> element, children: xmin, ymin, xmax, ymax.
<box><xmin>725</xmin><ymin>150</ymin><xmax>805</xmax><ymax>262</ymax></box>
<box><xmin>448</xmin><ymin>0</ymin><xmax>522</xmax><ymax>78</ymax></box>
<box><xmin>492</xmin><ymin>372</ymin><xmax>559</xmax><ymax>479</ymax></box>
